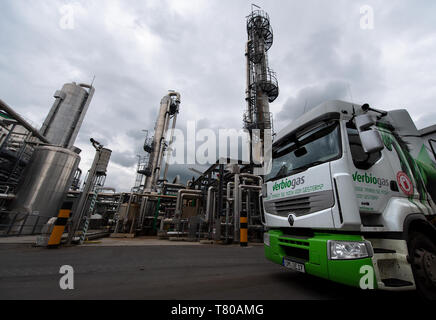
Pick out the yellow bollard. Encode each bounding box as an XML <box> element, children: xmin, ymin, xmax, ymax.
<box><xmin>48</xmin><ymin>202</ymin><xmax>73</xmax><ymax>248</ymax></box>
<box><xmin>240</xmin><ymin>210</ymin><xmax>248</xmax><ymax>247</ymax></box>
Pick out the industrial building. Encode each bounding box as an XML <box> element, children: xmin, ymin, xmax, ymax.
<box><xmin>0</xmin><ymin>82</ymin><xmax>114</xmax><ymax>243</ymax></box>
<box><xmin>0</xmin><ymin>7</ymin><xmax>278</xmax><ymax>247</ymax></box>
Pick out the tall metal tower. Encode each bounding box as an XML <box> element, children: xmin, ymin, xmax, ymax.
<box><xmin>40</xmin><ymin>82</ymin><xmax>95</xmax><ymax>148</ymax></box>
<box><xmin>244</xmin><ymin>7</ymin><xmax>279</xmax><ymax>162</ymax></box>
<box><xmin>143</xmin><ymin>91</ymin><xmax>181</xmax><ymax>192</ymax></box>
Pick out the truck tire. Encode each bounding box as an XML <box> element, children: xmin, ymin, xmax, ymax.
<box><xmin>408</xmin><ymin>232</ymin><xmax>436</xmax><ymax>300</ymax></box>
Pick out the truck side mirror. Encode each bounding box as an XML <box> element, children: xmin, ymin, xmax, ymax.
<box><xmin>355</xmin><ymin>114</ymin><xmax>384</xmax><ymax>153</ymax></box>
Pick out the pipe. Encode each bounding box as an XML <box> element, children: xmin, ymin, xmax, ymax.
<box><xmin>163</xmin><ymin>182</ymin><xmax>186</xmax><ymax>189</ymax></box>
<box><xmin>226</xmin><ymin>182</ymin><xmax>234</xmax><ymax>241</ymax></box>
<box><xmin>205</xmin><ymin>187</ymin><xmax>215</xmax><ymax>223</ymax></box>
<box><xmin>0</xmin><ymin>99</ymin><xmax>50</xmax><ymax>143</ymax></box>
<box><xmin>233</xmin><ymin>174</ymin><xmax>263</xmax><ymax>241</ymax></box>
<box><xmin>233</xmin><ymin>174</ymin><xmax>239</xmax><ymax>240</ymax></box>
<box><xmin>239</xmin><ymin>184</ymin><xmax>261</xmax><ymax>190</ymax></box>
<box><xmin>0</xmin><ymin>193</ymin><xmax>15</xmax><ymax>199</ymax></box>
<box><xmin>175</xmin><ymin>189</ymin><xmax>202</xmax><ymax>217</ymax></box>
<box><xmin>163</xmin><ymin>112</ymin><xmax>179</xmax><ymax>182</ymax></box>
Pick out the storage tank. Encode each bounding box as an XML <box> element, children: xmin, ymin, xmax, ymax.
<box><xmin>8</xmin><ymin>146</ymin><xmax>80</xmax><ymax>234</ymax></box>
<box><xmin>96</xmin><ymin>148</ymin><xmax>112</xmax><ymax>175</ymax></box>
<box><xmin>40</xmin><ymin>82</ymin><xmax>94</xmax><ymax>148</ymax></box>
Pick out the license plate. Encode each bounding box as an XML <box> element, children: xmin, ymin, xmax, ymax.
<box><xmin>283</xmin><ymin>258</ymin><xmax>306</xmax><ymax>273</ymax></box>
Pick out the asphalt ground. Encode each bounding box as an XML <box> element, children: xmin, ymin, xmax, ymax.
<box><xmin>0</xmin><ymin>243</ymin><xmax>420</xmax><ymax>300</ymax></box>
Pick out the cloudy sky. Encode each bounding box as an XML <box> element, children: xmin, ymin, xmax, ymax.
<box><xmin>1</xmin><ymin>0</ymin><xmax>436</xmax><ymax>192</ymax></box>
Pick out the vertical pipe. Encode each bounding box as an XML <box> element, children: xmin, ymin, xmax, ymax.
<box><xmin>163</xmin><ymin>112</ymin><xmax>178</xmax><ymax>182</ymax></box>
<box><xmin>128</xmin><ymin>193</ymin><xmax>135</xmax><ymax>234</ymax></box>
<box><xmin>226</xmin><ymin>182</ymin><xmax>234</xmax><ymax>242</ymax></box>
<box><xmin>233</xmin><ymin>174</ymin><xmax>239</xmax><ymax>241</ymax></box>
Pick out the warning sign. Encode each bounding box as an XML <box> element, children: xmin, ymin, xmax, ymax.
<box><xmin>397</xmin><ymin>172</ymin><xmax>414</xmax><ymax>196</ymax></box>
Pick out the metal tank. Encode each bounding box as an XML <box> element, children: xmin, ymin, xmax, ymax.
<box><xmin>96</xmin><ymin>148</ymin><xmax>112</xmax><ymax>175</ymax></box>
<box><xmin>40</xmin><ymin>82</ymin><xmax>94</xmax><ymax>148</ymax></box>
<box><xmin>8</xmin><ymin>145</ymin><xmax>80</xmax><ymax>234</ymax></box>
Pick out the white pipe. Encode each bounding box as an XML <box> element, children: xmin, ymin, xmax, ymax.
<box><xmin>175</xmin><ymin>189</ymin><xmax>202</xmax><ymax>216</ymax></box>
<box><xmin>233</xmin><ymin>174</ymin><xmax>239</xmax><ymax>240</ymax></box>
<box><xmin>226</xmin><ymin>182</ymin><xmax>234</xmax><ymax>240</ymax></box>
<box><xmin>0</xmin><ymin>193</ymin><xmax>15</xmax><ymax>199</ymax></box>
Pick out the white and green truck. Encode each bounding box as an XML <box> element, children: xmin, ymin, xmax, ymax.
<box><xmin>262</xmin><ymin>100</ymin><xmax>436</xmax><ymax>299</ymax></box>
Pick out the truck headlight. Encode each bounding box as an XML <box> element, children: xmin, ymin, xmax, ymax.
<box><xmin>327</xmin><ymin>240</ymin><xmax>373</xmax><ymax>260</ymax></box>
<box><xmin>264</xmin><ymin>232</ymin><xmax>270</xmax><ymax>247</ymax></box>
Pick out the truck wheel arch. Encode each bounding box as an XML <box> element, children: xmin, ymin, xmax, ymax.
<box><xmin>404</xmin><ymin>213</ymin><xmax>436</xmax><ymax>243</ymax></box>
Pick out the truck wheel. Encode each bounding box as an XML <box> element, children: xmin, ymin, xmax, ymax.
<box><xmin>409</xmin><ymin>232</ymin><xmax>436</xmax><ymax>300</ymax></box>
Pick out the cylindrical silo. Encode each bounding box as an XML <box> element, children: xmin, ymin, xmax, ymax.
<box><xmin>95</xmin><ymin>148</ymin><xmax>112</xmax><ymax>176</ymax></box>
<box><xmin>8</xmin><ymin>146</ymin><xmax>80</xmax><ymax>234</ymax></box>
<box><xmin>40</xmin><ymin>82</ymin><xmax>94</xmax><ymax>148</ymax></box>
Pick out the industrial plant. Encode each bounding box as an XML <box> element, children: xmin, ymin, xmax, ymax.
<box><xmin>2</xmin><ymin>4</ymin><xmax>435</xmax><ymax>302</ymax></box>
<box><xmin>0</xmin><ymin>8</ymin><xmax>279</xmax><ymax>247</ymax></box>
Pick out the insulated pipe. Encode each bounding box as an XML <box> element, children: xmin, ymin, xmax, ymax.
<box><xmin>233</xmin><ymin>174</ymin><xmax>240</xmax><ymax>240</ymax></box>
<box><xmin>233</xmin><ymin>174</ymin><xmax>262</xmax><ymax>241</ymax></box>
<box><xmin>0</xmin><ymin>99</ymin><xmax>50</xmax><ymax>143</ymax></box>
<box><xmin>176</xmin><ymin>193</ymin><xmax>202</xmax><ymax>223</ymax></box>
<box><xmin>175</xmin><ymin>189</ymin><xmax>202</xmax><ymax>217</ymax></box>
<box><xmin>205</xmin><ymin>187</ymin><xmax>216</xmax><ymax>223</ymax></box>
<box><xmin>239</xmin><ymin>185</ymin><xmax>262</xmax><ymax>190</ymax></box>
<box><xmin>226</xmin><ymin>182</ymin><xmax>234</xmax><ymax>241</ymax></box>
<box><xmin>0</xmin><ymin>193</ymin><xmax>15</xmax><ymax>199</ymax></box>
<box><xmin>162</xmin><ymin>182</ymin><xmax>186</xmax><ymax>189</ymax></box>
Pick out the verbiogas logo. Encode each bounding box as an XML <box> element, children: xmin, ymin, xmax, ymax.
<box><xmin>272</xmin><ymin>176</ymin><xmax>305</xmax><ymax>191</ymax></box>
<box><xmin>352</xmin><ymin>172</ymin><xmax>389</xmax><ymax>188</ymax></box>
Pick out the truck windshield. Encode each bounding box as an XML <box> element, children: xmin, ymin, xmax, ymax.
<box><xmin>266</xmin><ymin>120</ymin><xmax>341</xmax><ymax>182</ymax></box>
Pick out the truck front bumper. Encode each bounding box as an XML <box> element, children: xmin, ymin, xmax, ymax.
<box><xmin>265</xmin><ymin>230</ymin><xmax>377</xmax><ymax>288</ymax></box>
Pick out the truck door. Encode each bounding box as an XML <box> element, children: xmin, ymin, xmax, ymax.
<box><xmin>346</xmin><ymin>123</ymin><xmax>396</xmax><ymax>220</ymax></box>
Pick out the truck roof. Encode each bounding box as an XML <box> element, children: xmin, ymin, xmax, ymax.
<box><xmin>274</xmin><ymin>99</ymin><xmax>422</xmax><ymax>143</ymax></box>
<box><xmin>275</xmin><ymin>100</ymin><xmax>359</xmax><ymax>142</ymax></box>
<box><xmin>419</xmin><ymin>124</ymin><xmax>436</xmax><ymax>137</ymax></box>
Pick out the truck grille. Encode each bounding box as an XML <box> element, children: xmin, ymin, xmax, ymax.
<box><xmin>264</xmin><ymin>190</ymin><xmax>334</xmax><ymax>217</ymax></box>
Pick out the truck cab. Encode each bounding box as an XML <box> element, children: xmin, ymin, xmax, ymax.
<box><xmin>263</xmin><ymin>100</ymin><xmax>436</xmax><ymax>299</ymax></box>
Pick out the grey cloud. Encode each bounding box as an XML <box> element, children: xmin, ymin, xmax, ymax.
<box><xmin>276</xmin><ymin>80</ymin><xmax>349</xmax><ymax>125</ymax></box>
<box><xmin>2</xmin><ymin>0</ymin><xmax>436</xmax><ymax>192</ymax></box>
<box><xmin>111</xmin><ymin>152</ymin><xmax>137</xmax><ymax>168</ymax></box>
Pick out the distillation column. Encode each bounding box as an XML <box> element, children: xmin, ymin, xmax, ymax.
<box><xmin>244</xmin><ymin>9</ymin><xmax>279</xmax><ymax>164</ymax></box>
<box><xmin>144</xmin><ymin>91</ymin><xmax>181</xmax><ymax>192</ymax></box>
